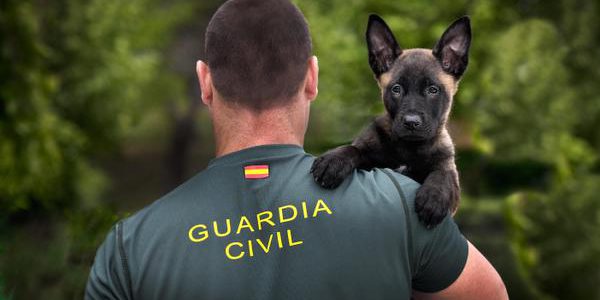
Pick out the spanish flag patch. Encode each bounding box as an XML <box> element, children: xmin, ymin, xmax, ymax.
<box><xmin>244</xmin><ymin>165</ymin><xmax>269</xmax><ymax>179</ymax></box>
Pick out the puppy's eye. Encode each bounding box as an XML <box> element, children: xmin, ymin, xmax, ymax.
<box><xmin>391</xmin><ymin>84</ymin><xmax>403</xmax><ymax>95</ymax></box>
<box><xmin>426</xmin><ymin>85</ymin><xmax>440</xmax><ymax>95</ymax></box>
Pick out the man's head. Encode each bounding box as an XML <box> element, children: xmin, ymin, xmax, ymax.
<box><xmin>197</xmin><ymin>0</ymin><xmax>318</xmax><ymax>154</ymax></box>
<box><xmin>199</xmin><ymin>0</ymin><xmax>317</xmax><ymax>110</ymax></box>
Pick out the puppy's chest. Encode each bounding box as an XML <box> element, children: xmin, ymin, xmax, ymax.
<box><xmin>390</xmin><ymin>143</ymin><xmax>438</xmax><ymax>170</ymax></box>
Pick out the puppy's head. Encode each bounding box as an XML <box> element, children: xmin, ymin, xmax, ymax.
<box><xmin>366</xmin><ymin>15</ymin><xmax>471</xmax><ymax>142</ymax></box>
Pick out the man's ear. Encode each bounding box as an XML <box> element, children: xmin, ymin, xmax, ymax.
<box><xmin>433</xmin><ymin>16</ymin><xmax>471</xmax><ymax>78</ymax></box>
<box><xmin>366</xmin><ymin>14</ymin><xmax>402</xmax><ymax>78</ymax></box>
<box><xmin>197</xmin><ymin>60</ymin><xmax>213</xmax><ymax>107</ymax></box>
<box><xmin>304</xmin><ymin>56</ymin><xmax>319</xmax><ymax>102</ymax></box>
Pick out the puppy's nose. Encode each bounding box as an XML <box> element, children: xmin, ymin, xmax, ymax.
<box><xmin>403</xmin><ymin>114</ymin><xmax>422</xmax><ymax>130</ymax></box>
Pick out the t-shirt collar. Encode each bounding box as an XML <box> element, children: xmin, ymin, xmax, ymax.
<box><xmin>207</xmin><ymin>144</ymin><xmax>305</xmax><ymax>169</ymax></box>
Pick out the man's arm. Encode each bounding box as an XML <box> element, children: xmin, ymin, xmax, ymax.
<box><xmin>382</xmin><ymin>172</ymin><xmax>507</xmax><ymax>299</ymax></box>
<box><xmin>413</xmin><ymin>241</ymin><xmax>508</xmax><ymax>300</ymax></box>
<box><xmin>85</xmin><ymin>222</ymin><xmax>132</xmax><ymax>300</ymax></box>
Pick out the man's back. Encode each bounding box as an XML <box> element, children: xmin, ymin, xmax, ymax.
<box><xmin>86</xmin><ymin>145</ymin><xmax>467</xmax><ymax>299</ymax></box>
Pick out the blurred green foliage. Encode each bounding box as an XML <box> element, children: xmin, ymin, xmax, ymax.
<box><xmin>479</xmin><ymin>19</ymin><xmax>596</xmax><ymax>179</ymax></box>
<box><xmin>1</xmin><ymin>0</ymin><xmax>599</xmax><ymax>299</ymax></box>
<box><xmin>0</xmin><ymin>269</ymin><xmax>7</xmax><ymax>300</ymax></box>
<box><xmin>507</xmin><ymin>175</ymin><xmax>600</xmax><ymax>299</ymax></box>
<box><xmin>0</xmin><ymin>0</ymin><xmax>193</xmax><ymax>298</ymax></box>
<box><xmin>0</xmin><ymin>0</ymin><xmax>192</xmax><ymax>214</ymax></box>
<box><xmin>1</xmin><ymin>208</ymin><xmax>119</xmax><ymax>299</ymax></box>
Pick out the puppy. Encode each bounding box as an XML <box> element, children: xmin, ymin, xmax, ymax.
<box><xmin>311</xmin><ymin>15</ymin><xmax>471</xmax><ymax>227</ymax></box>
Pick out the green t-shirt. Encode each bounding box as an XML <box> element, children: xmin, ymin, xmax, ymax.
<box><xmin>85</xmin><ymin>144</ymin><xmax>467</xmax><ymax>300</ymax></box>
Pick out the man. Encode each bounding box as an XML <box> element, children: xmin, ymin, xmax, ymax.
<box><xmin>85</xmin><ymin>0</ymin><xmax>508</xmax><ymax>299</ymax></box>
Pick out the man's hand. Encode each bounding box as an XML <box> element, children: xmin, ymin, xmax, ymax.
<box><xmin>413</xmin><ymin>241</ymin><xmax>508</xmax><ymax>300</ymax></box>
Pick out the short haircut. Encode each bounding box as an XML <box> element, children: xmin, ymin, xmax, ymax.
<box><xmin>205</xmin><ymin>0</ymin><xmax>312</xmax><ymax>110</ymax></box>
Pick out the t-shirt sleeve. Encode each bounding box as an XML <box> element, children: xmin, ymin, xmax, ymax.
<box><xmin>402</xmin><ymin>180</ymin><xmax>468</xmax><ymax>293</ymax></box>
<box><xmin>385</xmin><ymin>171</ymin><xmax>468</xmax><ymax>293</ymax></box>
<box><xmin>85</xmin><ymin>222</ymin><xmax>132</xmax><ymax>300</ymax></box>
<box><xmin>411</xmin><ymin>213</ymin><xmax>468</xmax><ymax>292</ymax></box>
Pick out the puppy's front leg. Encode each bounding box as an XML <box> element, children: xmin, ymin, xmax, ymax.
<box><xmin>311</xmin><ymin>119</ymin><xmax>394</xmax><ymax>189</ymax></box>
<box><xmin>310</xmin><ymin>145</ymin><xmax>363</xmax><ymax>189</ymax></box>
<box><xmin>415</xmin><ymin>165</ymin><xmax>460</xmax><ymax>228</ymax></box>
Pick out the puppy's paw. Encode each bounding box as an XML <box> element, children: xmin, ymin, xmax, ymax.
<box><xmin>415</xmin><ymin>184</ymin><xmax>452</xmax><ymax>228</ymax></box>
<box><xmin>310</xmin><ymin>151</ymin><xmax>355</xmax><ymax>189</ymax></box>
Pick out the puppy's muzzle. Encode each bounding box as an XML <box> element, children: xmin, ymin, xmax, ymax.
<box><xmin>403</xmin><ymin>114</ymin><xmax>422</xmax><ymax>130</ymax></box>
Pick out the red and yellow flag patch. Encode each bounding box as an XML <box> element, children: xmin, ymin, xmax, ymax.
<box><xmin>244</xmin><ymin>165</ymin><xmax>269</xmax><ymax>179</ymax></box>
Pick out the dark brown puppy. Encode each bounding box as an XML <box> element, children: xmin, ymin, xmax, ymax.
<box><xmin>311</xmin><ymin>15</ymin><xmax>471</xmax><ymax>227</ymax></box>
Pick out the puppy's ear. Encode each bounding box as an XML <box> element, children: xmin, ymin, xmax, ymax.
<box><xmin>366</xmin><ymin>14</ymin><xmax>402</xmax><ymax>77</ymax></box>
<box><xmin>433</xmin><ymin>16</ymin><xmax>471</xmax><ymax>78</ymax></box>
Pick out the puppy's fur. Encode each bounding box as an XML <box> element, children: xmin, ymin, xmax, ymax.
<box><xmin>311</xmin><ymin>15</ymin><xmax>471</xmax><ymax>227</ymax></box>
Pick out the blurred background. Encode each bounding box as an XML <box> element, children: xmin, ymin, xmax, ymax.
<box><xmin>1</xmin><ymin>0</ymin><xmax>599</xmax><ymax>299</ymax></box>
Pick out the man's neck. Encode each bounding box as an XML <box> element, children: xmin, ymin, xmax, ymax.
<box><xmin>215</xmin><ymin>131</ymin><xmax>302</xmax><ymax>157</ymax></box>
<box><xmin>212</xmin><ymin>102</ymin><xmax>306</xmax><ymax>157</ymax></box>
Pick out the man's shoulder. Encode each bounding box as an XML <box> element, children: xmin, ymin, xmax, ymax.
<box><xmin>119</xmin><ymin>168</ymin><xmax>215</xmax><ymax>229</ymax></box>
<box><xmin>116</xmin><ymin>161</ymin><xmax>421</xmax><ymax>237</ymax></box>
<box><xmin>351</xmin><ymin>168</ymin><xmax>421</xmax><ymax>205</ymax></box>
<box><xmin>119</xmin><ymin>164</ymin><xmax>419</xmax><ymax>219</ymax></box>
